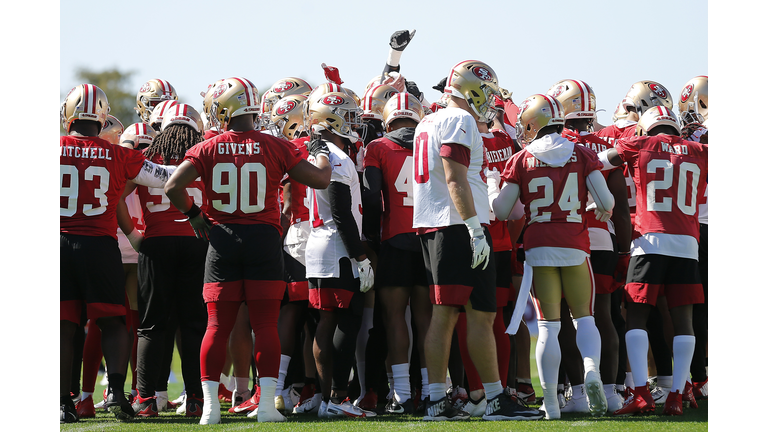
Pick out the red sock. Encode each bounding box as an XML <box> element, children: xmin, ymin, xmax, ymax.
<box><xmin>246</xmin><ymin>299</ymin><xmax>281</xmax><ymax>378</ymax></box>
<box><xmin>200</xmin><ymin>301</ymin><xmax>240</xmax><ymax>381</ymax></box>
<box><xmin>494</xmin><ymin>307</ymin><xmax>510</xmax><ymax>386</ymax></box>
<box><xmin>456</xmin><ymin>313</ymin><xmax>482</xmax><ymax>392</ymax></box>
<box><xmin>81</xmin><ymin>320</ymin><xmax>103</xmax><ymax>393</ymax></box>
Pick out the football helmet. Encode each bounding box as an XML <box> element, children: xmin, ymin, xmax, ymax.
<box><xmin>382</xmin><ymin>92</ymin><xmax>425</xmax><ymax>127</ymax></box>
<box><xmin>621</xmin><ymin>80</ymin><xmax>673</xmax><ymax>115</ymax></box>
<box><xmin>515</xmin><ymin>94</ymin><xmax>565</xmax><ymax>145</ymax></box>
<box><xmin>304</xmin><ymin>82</ymin><xmax>349</xmax><ymax>131</ymax></box>
<box><xmin>635</xmin><ymin>106</ymin><xmax>681</xmax><ymax>136</ymax></box>
<box><xmin>61</xmin><ymin>84</ymin><xmax>110</xmax><ymax>133</ymax></box>
<box><xmin>99</xmin><ymin>115</ymin><xmax>124</xmax><ymax>145</ymax></box>
<box><xmin>445</xmin><ymin>60</ymin><xmax>501</xmax><ymax>122</ymax></box>
<box><xmin>207</xmin><ymin>77</ymin><xmax>261</xmax><ymax>131</ymax></box>
<box><xmin>612</xmin><ymin>102</ymin><xmax>629</xmax><ymax>123</ymax></box>
<box><xmin>270</xmin><ymin>94</ymin><xmax>308</xmax><ymax>140</ymax></box>
<box><xmin>546</xmin><ymin>79</ymin><xmax>597</xmax><ymax>119</ymax></box>
<box><xmin>308</xmin><ymin>91</ymin><xmax>363</xmax><ymax>143</ymax></box>
<box><xmin>361</xmin><ymin>84</ymin><xmax>400</xmax><ymax>121</ymax></box>
<box><xmin>262</xmin><ymin>77</ymin><xmax>312</xmax><ymax>114</ymax></box>
<box><xmin>678</xmin><ymin>76</ymin><xmax>708</xmax><ymax>126</ymax></box>
<box><xmin>161</xmin><ymin>103</ymin><xmax>204</xmax><ymax>133</ymax></box>
<box><xmin>120</xmin><ymin>122</ymin><xmax>157</xmax><ymax>150</ymax></box>
<box><xmin>135</xmin><ymin>79</ymin><xmax>178</xmax><ymax>123</ymax></box>
<box><xmin>201</xmin><ymin>78</ymin><xmax>225</xmax><ymax>128</ymax></box>
<box><xmin>148</xmin><ymin>99</ymin><xmax>180</xmax><ymax>131</ymax></box>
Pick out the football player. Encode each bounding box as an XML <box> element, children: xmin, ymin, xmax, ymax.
<box><xmin>548</xmin><ymin>79</ymin><xmax>631</xmax><ymax>413</ymax></box>
<box><xmin>60</xmin><ymin>84</ymin><xmax>177</xmax><ymax>423</ymax></box>
<box><xmin>599</xmin><ymin>107</ymin><xmax>707</xmax><ymax>416</ymax></box>
<box><xmin>163</xmin><ymin>77</ymin><xmax>331</xmax><ymax>425</ymax></box>
<box><xmin>117</xmin><ymin>104</ymin><xmax>209</xmax><ymax>418</ymax></box>
<box><xmin>303</xmin><ymin>92</ymin><xmax>376</xmax><ymax>419</ymax></box>
<box><xmin>413</xmin><ymin>60</ymin><xmax>541</xmax><ymax>422</ymax></box>
<box><xmin>362</xmin><ymin>92</ymin><xmax>429</xmax><ymax>415</ymax></box>
<box><xmin>135</xmin><ymin>79</ymin><xmax>178</xmax><ymax>124</ymax></box>
<box><xmin>493</xmin><ymin>94</ymin><xmax>615</xmax><ymax>420</ymax></box>
<box><xmin>678</xmin><ymin>76</ymin><xmax>708</xmax><ymax>400</ymax></box>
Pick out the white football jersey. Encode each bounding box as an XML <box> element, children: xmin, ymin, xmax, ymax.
<box><xmin>412</xmin><ymin>107</ymin><xmax>489</xmax><ymax>228</ymax></box>
<box><xmin>305</xmin><ymin>141</ymin><xmax>363</xmax><ymax>278</ymax></box>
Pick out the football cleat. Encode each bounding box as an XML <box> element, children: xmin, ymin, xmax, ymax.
<box><xmin>105</xmin><ymin>388</ymin><xmax>135</xmax><ymax>421</ymax></box>
<box><xmin>327</xmin><ymin>398</ymin><xmax>376</xmax><ymax>418</ymax></box>
<box><xmin>185</xmin><ymin>394</ymin><xmax>204</xmax><ymax>417</ymax></box>
<box><xmin>354</xmin><ymin>389</ymin><xmax>378</xmax><ymax>411</ymax></box>
<box><xmin>662</xmin><ymin>391</ymin><xmax>683</xmax><ymax>416</ymax></box>
<box><xmin>75</xmin><ymin>394</ymin><xmax>95</xmax><ymax>419</ymax></box>
<box><xmin>605</xmin><ymin>385</ymin><xmax>625</xmax><ymax>412</ymax></box>
<box><xmin>692</xmin><ymin>379</ymin><xmax>708</xmax><ymax>400</ymax></box>
<box><xmin>131</xmin><ymin>394</ymin><xmax>159</xmax><ymax>418</ymax></box>
<box><xmin>61</xmin><ymin>396</ymin><xmax>79</xmax><ymax>424</ymax></box>
<box><xmin>230</xmin><ymin>389</ymin><xmax>251</xmax><ymax>411</ymax></box>
<box><xmin>232</xmin><ymin>391</ymin><xmax>260</xmax><ymax>414</ymax></box>
<box><xmin>275</xmin><ymin>395</ymin><xmax>286</xmax><ymax>414</ymax></box>
<box><xmin>200</xmin><ymin>396</ymin><xmax>221</xmax><ymax>425</ymax></box>
<box><xmin>482</xmin><ymin>393</ymin><xmax>545</xmax><ymax>421</ymax></box>
<box><xmin>449</xmin><ymin>386</ymin><xmax>469</xmax><ymax>406</ymax></box>
<box><xmin>585</xmin><ymin>371</ymin><xmax>608</xmax><ymax>417</ymax></box>
<box><xmin>561</xmin><ymin>385</ymin><xmax>589</xmax><ymax>413</ymax></box>
<box><xmin>613</xmin><ymin>386</ymin><xmax>655</xmax><ymax>416</ymax></box>
<box><xmin>423</xmin><ymin>396</ymin><xmax>470</xmax><ymax>421</ymax></box>
<box><xmin>516</xmin><ymin>383</ymin><xmax>537</xmax><ymax>404</ymax></box>
<box><xmin>175</xmin><ymin>394</ymin><xmax>187</xmax><ymax>415</ymax></box>
<box><xmin>155</xmin><ymin>390</ymin><xmax>169</xmax><ymax>412</ymax></box>
<box><xmin>651</xmin><ymin>384</ymin><xmax>671</xmax><ymax>404</ymax></box>
<box><xmin>682</xmin><ymin>382</ymin><xmax>699</xmax><ymax>409</ymax></box>
<box><xmin>293</xmin><ymin>392</ymin><xmax>322</xmax><ymax>414</ymax></box>
<box><xmin>282</xmin><ymin>386</ymin><xmax>301</xmax><ymax>410</ymax></box>
<box><xmin>385</xmin><ymin>397</ymin><xmax>415</xmax><ymax>414</ymax></box>
<box><xmin>456</xmin><ymin>394</ymin><xmax>486</xmax><ymax>417</ymax></box>
<box><xmin>416</xmin><ymin>396</ymin><xmax>430</xmax><ymax>414</ymax></box>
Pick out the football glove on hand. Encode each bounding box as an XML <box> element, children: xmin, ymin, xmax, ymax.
<box><xmin>184</xmin><ymin>204</ymin><xmax>213</xmax><ymax>241</ymax></box>
<box><xmin>389</xmin><ymin>29</ymin><xmax>416</xmax><ymax>51</ymax></box>
<box><xmin>307</xmin><ymin>137</ymin><xmax>331</xmax><ymax>160</ymax></box>
<box><xmin>126</xmin><ymin>228</ymin><xmax>144</xmax><ymax>252</ymax></box>
<box><xmin>464</xmin><ymin>216</ymin><xmax>490</xmax><ymax>270</ymax></box>
<box><xmin>586</xmin><ymin>202</ymin><xmax>613</xmax><ymax>223</ymax></box>
<box><xmin>356</xmin><ymin>258</ymin><xmax>375</xmax><ymax>293</ymax></box>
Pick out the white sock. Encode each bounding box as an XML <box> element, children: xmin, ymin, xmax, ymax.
<box><xmin>429</xmin><ymin>382</ymin><xmax>447</xmax><ymax>402</ymax></box>
<box><xmin>541</xmin><ymin>382</ymin><xmax>560</xmax><ymax>419</ymax></box>
<box><xmin>570</xmin><ymin>384</ymin><xmax>586</xmax><ymax>399</ymax></box>
<box><xmin>656</xmin><ymin>375</ymin><xmax>673</xmax><ymax>389</ymax></box>
<box><xmin>573</xmin><ymin>316</ymin><xmax>602</xmax><ymax>374</ymax></box>
<box><xmin>625</xmin><ymin>372</ymin><xmax>635</xmax><ymax>390</ymax></box>
<box><xmin>276</xmin><ymin>355</ymin><xmax>291</xmax><ymax>394</ymax></box>
<box><xmin>82</xmin><ymin>391</ymin><xmax>93</xmax><ymax>401</ymax></box>
<box><xmin>220</xmin><ymin>373</ymin><xmax>233</xmax><ymax>391</ymax></box>
<box><xmin>603</xmin><ymin>383</ymin><xmax>616</xmax><ymax>397</ymax></box>
<box><xmin>421</xmin><ymin>368</ymin><xmax>429</xmax><ymax>400</ymax></box>
<box><xmin>156</xmin><ymin>390</ymin><xmax>168</xmax><ymax>399</ymax></box>
<box><xmin>625</xmin><ymin>330</ymin><xmax>649</xmax><ymax>388</ymax></box>
<box><xmin>259</xmin><ymin>377</ymin><xmax>278</xmax><ymax>410</ymax></box>
<box><xmin>235</xmin><ymin>377</ymin><xmax>250</xmax><ymax>394</ymax></box>
<box><xmin>392</xmin><ymin>363</ymin><xmax>411</xmax><ymax>402</ymax></box>
<box><xmin>671</xmin><ymin>335</ymin><xmax>696</xmax><ymax>393</ymax></box>
<box><xmin>201</xmin><ymin>380</ymin><xmax>220</xmax><ymax>413</ymax></box>
<box><xmin>483</xmin><ymin>380</ymin><xmax>503</xmax><ymax>400</ymax></box>
<box><xmin>536</xmin><ymin>321</ymin><xmax>562</xmax><ymax>385</ymax></box>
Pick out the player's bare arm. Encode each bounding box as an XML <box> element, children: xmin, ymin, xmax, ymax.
<box><xmin>164</xmin><ymin>160</ymin><xmax>200</xmax><ymax>213</ymax></box>
<box><xmin>597</xmin><ymin>148</ymin><xmax>624</xmax><ymax>171</ymax></box>
<box><xmin>585</xmin><ymin>170</ymin><xmax>615</xmax><ymax>222</ymax></box>
<box><xmin>606</xmin><ymin>168</ymin><xmax>632</xmax><ymax>253</ymax></box>
<box><xmin>442</xmin><ymin>157</ymin><xmax>476</xmax><ymax>220</ymax></box>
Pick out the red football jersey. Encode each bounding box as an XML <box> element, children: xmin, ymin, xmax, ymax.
<box><xmin>183</xmin><ymin>130</ymin><xmax>302</xmax><ymax>232</ymax></box>
<box><xmin>60</xmin><ymin>135</ymin><xmax>146</xmax><ymax>238</ymax></box>
<box><xmin>483</xmin><ymin>129</ymin><xmax>517</xmax><ymax>251</ymax></box>
<box><xmin>562</xmin><ymin>129</ymin><xmax>614</xmax><ymax>232</ymax></box>
<box><xmin>615</xmin><ymin>135</ymin><xmax>707</xmax><ymax>240</ymax></box>
<box><xmin>596</xmin><ymin>123</ymin><xmax>639</xmax><ymax>234</ymax></box>
<box><xmin>503</xmin><ymin>143</ymin><xmax>603</xmax><ymax>253</ymax></box>
<box><xmin>138</xmin><ymin>153</ymin><xmax>207</xmax><ymax>238</ymax></box>
<box><xmin>286</xmin><ymin>136</ymin><xmax>310</xmax><ymax>225</ymax></box>
<box><xmin>363</xmin><ymin>135</ymin><xmax>417</xmax><ymax>241</ymax></box>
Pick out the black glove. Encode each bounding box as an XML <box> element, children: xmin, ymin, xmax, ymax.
<box><xmin>390</xmin><ymin>29</ymin><xmax>415</xmax><ymax>51</ymax></box>
<box><xmin>433</xmin><ymin>77</ymin><xmax>448</xmax><ymax>93</ymax></box>
<box><xmin>184</xmin><ymin>204</ymin><xmax>213</xmax><ymax>241</ymax></box>
<box><xmin>307</xmin><ymin>137</ymin><xmax>330</xmax><ymax>159</ymax></box>
<box><xmin>405</xmin><ymin>80</ymin><xmax>422</xmax><ymax>100</ymax></box>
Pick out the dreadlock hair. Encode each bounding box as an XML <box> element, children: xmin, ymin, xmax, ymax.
<box><xmin>144</xmin><ymin>124</ymin><xmax>203</xmax><ymax>165</ymax></box>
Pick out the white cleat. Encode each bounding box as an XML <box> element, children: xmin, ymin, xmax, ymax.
<box><xmin>584</xmin><ymin>371</ymin><xmax>608</xmax><ymax>417</ymax></box>
<box><xmin>561</xmin><ymin>385</ymin><xmax>589</xmax><ymax>413</ymax></box>
<box><xmin>294</xmin><ymin>393</ymin><xmax>322</xmax><ymax>414</ymax></box>
<box><xmin>258</xmin><ymin>406</ymin><xmax>286</xmax><ymax>422</ymax></box>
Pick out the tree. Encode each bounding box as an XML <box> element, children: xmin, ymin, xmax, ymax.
<box><xmin>61</xmin><ymin>67</ymin><xmax>139</xmax><ymax>134</ymax></box>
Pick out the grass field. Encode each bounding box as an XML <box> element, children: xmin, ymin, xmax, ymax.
<box><xmin>61</xmin><ymin>338</ymin><xmax>708</xmax><ymax>431</ymax></box>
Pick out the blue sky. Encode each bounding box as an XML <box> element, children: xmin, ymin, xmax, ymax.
<box><xmin>58</xmin><ymin>0</ymin><xmax>708</xmax><ymax>127</ymax></box>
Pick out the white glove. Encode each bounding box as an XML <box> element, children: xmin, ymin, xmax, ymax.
<box><xmin>586</xmin><ymin>202</ymin><xmax>613</xmax><ymax>223</ymax></box>
<box><xmin>464</xmin><ymin>216</ymin><xmax>490</xmax><ymax>270</ymax></box>
<box><xmin>126</xmin><ymin>228</ymin><xmax>144</xmax><ymax>252</ymax></box>
<box><xmin>356</xmin><ymin>258</ymin><xmax>375</xmax><ymax>293</ymax></box>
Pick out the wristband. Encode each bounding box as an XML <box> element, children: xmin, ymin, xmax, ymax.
<box><xmin>463</xmin><ymin>215</ymin><xmax>482</xmax><ymax>231</ymax></box>
<box><xmin>184</xmin><ymin>203</ymin><xmax>202</xmax><ymax>219</ymax></box>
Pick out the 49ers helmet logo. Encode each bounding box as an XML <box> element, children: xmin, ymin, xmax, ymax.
<box><xmin>139</xmin><ymin>82</ymin><xmax>152</xmax><ymax>93</ymax></box>
<box><xmin>212</xmin><ymin>83</ymin><xmax>228</xmax><ymax>99</ymax></box>
<box><xmin>322</xmin><ymin>95</ymin><xmax>344</xmax><ymax>105</ymax></box>
<box><xmin>276</xmin><ymin>100</ymin><xmax>297</xmax><ymax>115</ymax></box>
<box><xmin>680</xmin><ymin>84</ymin><xmax>694</xmax><ymax>103</ymax></box>
<box><xmin>648</xmin><ymin>83</ymin><xmax>667</xmax><ymax>98</ymax></box>
<box><xmin>273</xmin><ymin>81</ymin><xmax>295</xmax><ymax>93</ymax></box>
<box><xmin>472</xmin><ymin>66</ymin><xmax>494</xmax><ymax>82</ymax></box>
<box><xmin>550</xmin><ymin>84</ymin><xmax>565</xmax><ymax>98</ymax></box>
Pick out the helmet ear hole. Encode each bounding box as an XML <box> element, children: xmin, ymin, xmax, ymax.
<box><xmin>699</xmin><ymin>100</ymin><xmax>707</xmax><ymax>109</ymax></box>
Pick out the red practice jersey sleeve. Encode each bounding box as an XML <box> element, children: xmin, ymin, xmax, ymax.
<box><xmin>562</xmin><ymin>129</ymin><xmax>614</xmax><ymax>232</ymax></box>
<box><xmin>287</xmin><ymin>136</ymin><xmax>310</xmax><ymax>225</ymax></box>
<box><xmin>483</xmin><ymin>129</ymin><xmax>517</xmax><ymax>251</ymax></box>
<box><xmin>60</xmin><ymin>135</ymin><xmax>146</xmax><ymax>238</ymax></box>
<box><xmin>183</xmin><ymin>130</ymin><xmax>302</xmax><ymax>233</ymax></box>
